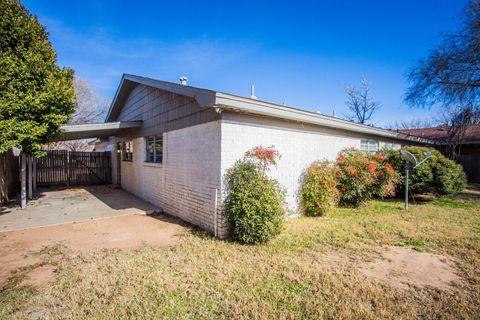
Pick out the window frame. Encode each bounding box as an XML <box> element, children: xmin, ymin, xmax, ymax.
<box><xmin>360</xmin><ymin>139</ymin><xmax>379</xmax><ymax>153</ymax></box>
<box><xmin>145</xmin><ymin>135</ymin><xmax>163</xmax><ymax>164</ymax></box>
<box><xmin>122</xmin><ymin>141</ymin><xmax>133</xmax><ymax>162</ymax></box>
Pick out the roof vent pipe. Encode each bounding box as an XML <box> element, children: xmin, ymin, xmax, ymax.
<box><xmin>180</xmin><ymin>76</ymin><xmax>188</xmax><ymax>86</ymax></box>
<box><xmin>250</xmin><ymin>83</ymin><xmax>257</xmax><ymax>99</ymax></box>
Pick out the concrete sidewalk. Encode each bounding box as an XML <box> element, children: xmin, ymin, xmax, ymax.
<box><xmin>0</xmin><ymin>186</ymin><xmax>159</xmax><ymax>232</ymax></box>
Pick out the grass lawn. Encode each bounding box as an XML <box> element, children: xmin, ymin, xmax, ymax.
<box><xmin>1</xmin><ymin>187</ymin><xmax>479</xmax><ymax>319</ymax></box>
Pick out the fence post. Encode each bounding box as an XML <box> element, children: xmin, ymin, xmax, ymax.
<box><xmin>20</xmin><ymin>154</ymin><xmax>27</xmax><ymax>208</ymax></box>
<box><xmin>32</xmin><ymin>157</ymin><xmax>37</xmax><ymax>192</ymax></box>
<box><xmin>66</xmin><ymin>151</ymin><xmax>70</xmax><ymax>187</ymax></box>
<box><xmin>27</xmin><ymin>155</ymin><xmax>33</xmax><ymax>199</ymax></box>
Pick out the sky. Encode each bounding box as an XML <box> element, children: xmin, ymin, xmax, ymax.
<box><xmin>23</xmin><ymin>0</ymin><xmax>469</xmax><ymax>127</ymax></box>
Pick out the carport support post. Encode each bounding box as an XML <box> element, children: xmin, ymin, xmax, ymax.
<box><xmin>32</xmin><ymin>157</ymin><xmax>37</xmax><ymax>192</ymax></box>
<box><xmin>109</xmin><ymin>136</ymin><xmax>119</xmax><ymax>185</ymax></box>
<box><xmin>20</xmin><ymin>154</ymin><xmax>27</xmax><ymax>209</ymax></box>
<box><xmin>28</xmin><ymin>155</ymin><xmax>33</xmax><ymax>199</ymax></box>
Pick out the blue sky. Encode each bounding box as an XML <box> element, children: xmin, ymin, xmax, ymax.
<box><xmin>24</xmin><ymin>0</ymin><xmax>469</xmax><ymax>127</ymax></box>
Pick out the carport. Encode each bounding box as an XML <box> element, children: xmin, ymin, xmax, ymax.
<box><xmin>17</xmin><ymin>121</ymin><xmax>141</xmax><ymax>208</ymax></box>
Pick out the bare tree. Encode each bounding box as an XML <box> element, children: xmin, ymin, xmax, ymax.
<box><xmin>344</xmin><ymin>78</ymin><xmax>380</xmax><ymax>124</ymax></box>
<box><xmin>437</xmin><ymin>105</ymin><xmax>480</xmax><ymax>159</ymax></box>
<box><xmin>405</xmin><ymin>0</ymin><xmax>480</xmax><ymax>114</ymax></box>
<box><xmin>387</xmin><ymin>118</ymin><xmax>434</xmax><ymax>130</ymax></box>
<box><xmin>48</xmin><ymin>78</ymin><xmax>109</xmax><ymax>151</ymax></box>
<box><xmin>70</xmin><ymin>78</ymin><xmax>108</xmax><ymax>125</ymax></box>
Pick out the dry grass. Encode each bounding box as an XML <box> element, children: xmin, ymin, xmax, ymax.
<box><xmin>1</xmin><ymin>188</ymin><xmax>479</xmax><ymax>319</ymax></box>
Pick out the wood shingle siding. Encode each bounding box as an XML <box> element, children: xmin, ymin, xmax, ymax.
<box><xmin>117</xmin><ymin>84</ymin><xmax>219</xmax><ymax>138</ymax></box>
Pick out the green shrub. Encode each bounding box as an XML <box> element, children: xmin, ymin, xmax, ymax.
<box><xmin>336</xmin><ymin>149</ymin><xmax>396</xmax><ymax>207</ymax></box>
<box><xmin>223</xmin><ymin>160</ymin><xmax>285</xmax><ymax>244</ymax></box>
<box><xmin>434</xmin><ymin>157</ymin><xmax>467</xmax><ymax>195</ymax></box>
<box><xmin>386</xmin><ymin>146</ymin><xmax>467</xmax><ymax>195</ymax></box>
<box><xmin>300</xmin><ymin>161</ymin><xmax>339</xmax><ymax>216</ymax></box>
<box><xmin>387</xmin><ymin>147</ymin><xmax>439</xmax><ymax>194</ymax></box>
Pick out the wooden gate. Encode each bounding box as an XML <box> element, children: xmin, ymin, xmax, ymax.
<box><xmin>36</xmin><ymin>150</ymin><xmax>111</xmax><ymax>186</ymax></box>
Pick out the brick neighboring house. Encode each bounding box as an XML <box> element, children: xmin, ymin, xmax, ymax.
<box><xmin>401</xmin><ymin>125</ymin><xmax>480</xmax><ymax>183</ymax></box>
<box><xmin>61</xmin><ymin>74</ymin><xmax>433</xmax><ymax>237</ymax></box>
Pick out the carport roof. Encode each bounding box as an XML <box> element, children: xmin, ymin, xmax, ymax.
<box><xmin>55</xmin><ymin>121</ymin><xmax>142</xmax><ymax>141</ymax></box>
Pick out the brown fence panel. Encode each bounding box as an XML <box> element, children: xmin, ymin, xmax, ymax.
<box><xmin>458</xmin><ymin>153</ymin><xmax>480</xmax><ymax>183</ymax></box>
<box><xmin>0</xmin><ymin>150</ymin><xmax>19</xmax><ymax>205</ymax></box>
<box><xmin>36</xmin><ymin>150</ymin><xmax>68</xmax><ymax>185</ymax></box>
<box><xmin>36</xmin><ymin>150</ymin><xmax>111</xmax><ymax>186</ymax></box>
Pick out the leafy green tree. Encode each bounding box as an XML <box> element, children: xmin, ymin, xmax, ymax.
<box><xmin>0</xmin><ymin>0</ymin><xmax>76</xmax><ymax>156</ymax></box>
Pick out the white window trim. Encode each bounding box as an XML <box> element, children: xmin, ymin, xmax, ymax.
<box><xmin>360</xmin><ymin>139</ymin><xmax>379</xmax><ymax>153</ymax></box>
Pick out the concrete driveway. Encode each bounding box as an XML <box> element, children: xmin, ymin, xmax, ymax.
<box><xmin>0</xmin><ymin>186</ymin><xmax>159</xmax><ymax>232</ymax></box>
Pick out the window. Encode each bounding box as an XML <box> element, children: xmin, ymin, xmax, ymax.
<box><xmin>145</xmin><ymin>135</ymin><xmax>163</xmax><ymax>163</ymax></box>
<box><xmin>360</xmin><ymin>139</ymin><xmax>379</xmax><ymax>153</ymax></box>
<box><xmin>383</xmin><ymin>142</ymin><xmax>395</xmax><ymax>150</ymax></box>
<box><xmin>122</xmin><ymin>141</ymin><xmax>133</xmax><ymax>161</ymax></box>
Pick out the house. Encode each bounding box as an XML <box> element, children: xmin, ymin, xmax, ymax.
<box><xmin>61</xmin><ymin>74</ymin><xmax>433</xmax><ymax>237</ymax></box>
<box><xmin>401</xmin><ymin>125</ymin><xmax>480</xmax><ymax>182</ymax></box>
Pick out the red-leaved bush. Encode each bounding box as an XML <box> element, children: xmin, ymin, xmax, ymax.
<box><xmin>336</xmin><ymin>148</ymin><xmax>396</xmax><ymax>207</ymax></box>
<box><xmin>245</xmin><ymin>145</ymin><xmax>281</xmax><ymax>174</ymax></box>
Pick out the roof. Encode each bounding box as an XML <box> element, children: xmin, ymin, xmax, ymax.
<box><xmin>56</xmin><ymin>121</ymin><xmax>142</xmax><ymax>141</ymax></box>
<box><xmin>400</xmin><ymin>125</ymin><xmax>480</xmax><ymax>144</ymax></box>
<box><xmin>106</xmin><ymin>74</ymin><xmax>435</xmax><ymax>145</ymax></box>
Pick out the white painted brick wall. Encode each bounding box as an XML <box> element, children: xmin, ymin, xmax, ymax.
<box><xmin>120</xmin><ymin>121</ymin><xmax>223</xmax><ymax>236</ymax></box>
<box><xmin>220</xmin><ymin>114</ymin><xmax>401</xmax><ymax>214</ymax></box>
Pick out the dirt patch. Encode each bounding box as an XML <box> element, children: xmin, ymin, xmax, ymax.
<box><xmin>0</xmin><ymin>251</ymin><xmax>42</xmax><ymax>283</ymax></box>
<box><xmin>0</xmin><ymin>214</ymin><xmax>186</xmax><ymax>282</ymax></box>
<box><xmin>23</xmin><ymin>265</ymin><xmax>56</xmax><ymax>288</ymax></box>
<box><xmin>359</xmin><ymin>246</ymin><xmax>462</xmax><ymax>291</ymax></box>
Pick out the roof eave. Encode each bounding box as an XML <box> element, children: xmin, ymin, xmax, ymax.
<box><xmin>55</xmin><ymin>121</ymin><xmax>143</xmax><ymax>141</ymax></box>
<box><xmin>214</xmin><ymin>93</ymin><xmax>435</xmax><ymax>145</ymax></box>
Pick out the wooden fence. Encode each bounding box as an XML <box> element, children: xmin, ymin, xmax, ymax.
<box><xmin>0</xmin><ymin>150</ymin><xmax>19</xmax><ymax>205</ymax></box>
<box><xmin>36</xmin><ymin>150</ymin><xmax>111</xmax><ymax>186</ymax></box>
<box><xmin>458</xmin><ymin>153</ymin><xmax>480</xmax><ymax>183</ymax></box>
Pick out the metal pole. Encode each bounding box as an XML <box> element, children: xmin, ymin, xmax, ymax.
<box><xmin>213</xmin><ymin>188</ymin><xmax>218</xmax><ymax>237</ymax></box>
<box><xmin>405</xmin><ymin>164</ymin><xmax>409</xmax><ymax>210</ymax></box>
<box><xmin>20</xmin><ymin>154</ymin><xmax>27</xmax><ymax>209</ymax></box>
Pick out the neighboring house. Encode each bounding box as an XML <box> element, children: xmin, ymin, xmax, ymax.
<box><xmin>401</xmin><ymin>125</ymin><xmax>480</xmax><ymax>183</ymax></box>
<box><xmin>60</xmin><ymin>74</ymin><xmax>433</xmax><ymax>237</ymax></box>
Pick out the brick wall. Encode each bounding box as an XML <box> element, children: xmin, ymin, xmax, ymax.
<box><xmin>220</xmin><ymin>113</ymin><xmax>402</xmax><ymax>215</ymax></box>
<box><xmin>120</xmin><ymin>120</ymin><xmax>224</xmax><ymax>236</ymax></box>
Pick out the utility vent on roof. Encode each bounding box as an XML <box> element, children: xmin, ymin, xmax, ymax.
<box><xmin>179</xmin><ymin>76</ymin><xmax>188</xmax><ymax>86</ymax></box>
<box><xmin>250</xmin><ymin>83</ymin><xmax>257</xmax><ymax>99</ymax></box>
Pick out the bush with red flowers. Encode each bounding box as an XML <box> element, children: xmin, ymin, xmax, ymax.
<box><xmin>336</xmin><ymin>148</ymin><xmax>397</xmax><ymax>207</ymax></box>
<box><xmin>224</xmin><ymin>146</ymin><xmax>285</xmax><ymax>244</ymax></box>
<box><xmin>245</xmin><ymin>145</ymin><xmax>281</xmax><ymax>174</ymax></box>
